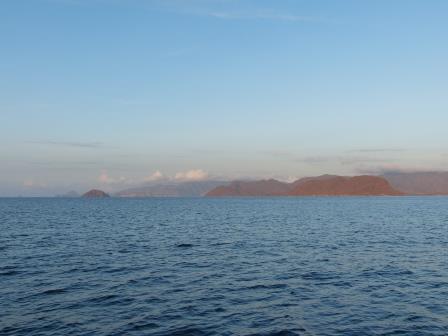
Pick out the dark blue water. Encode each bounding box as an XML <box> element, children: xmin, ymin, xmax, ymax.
<box><xmin>1</xmin><ymin>197</ymin><xmax>448</xmax><ymax>335</ymax></box>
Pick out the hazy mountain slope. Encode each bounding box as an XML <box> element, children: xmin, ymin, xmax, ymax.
<box><xmin>55</xmin><ymin>191</ymin><xmax>80</xmax><ymax>198</ymax></box>
<box><xmin>383</xmin><ymin>172</ymin><xmax>448</xmax><ymax>195</ymax></box>
<box><xmin>206</xmin><ymin>179</ymin><xmax>292</xmax><ymax>196</ymax></box>
<box><xmin>115</xmin><ymin>181</ymin><xmax>227</xmax><ymax>197</ymax></box>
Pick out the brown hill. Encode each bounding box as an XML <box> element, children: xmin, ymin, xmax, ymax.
<box><xmin>82</xmin><ymin>189</ymin><xmax>110</xmax><ymax>198</ymax></box>
<box><xmin>289</xmin><ymin>175</ymin><xmax>404</xmax><ymax>196</ymax></box>
<box><xmin>206</xmin><ymin>179</ymin><xmax>292</xmax><ymax>196</ymax></box>
<box><xmin>291</xmin><ymin>174</ymin><xmax>340</xmax><ymax>188</ymax></box>
<box><xmin>206</xmin><ymin>175</ymin><xmax>404</xmax><ymax>196</ymax></box>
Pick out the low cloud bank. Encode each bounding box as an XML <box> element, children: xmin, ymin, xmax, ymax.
<box><xmin>174</xmin><ymin>169</ymin><xmax>208</xmax><ymax>181</ymax></box>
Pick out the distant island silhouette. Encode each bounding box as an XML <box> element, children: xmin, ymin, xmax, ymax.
<box><xmin>73</xmin><ymin>172</ymin><xmax>448</xmax><ymax>198</ymax></box>
<box><xmin>206</xmin><ymin>175</ymin><xmax>403</xmax><ymax>196</ymax></box>
<box><xmin>82</xmin><ymin>189</ymin><xmax>110</xmax><ymax>198</ymax></box>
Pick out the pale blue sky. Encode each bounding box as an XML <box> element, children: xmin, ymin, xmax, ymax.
<box><xmin>1</xmin><ymin>0</ymin><xmax>448</xmax><ymax>195</ymax></box>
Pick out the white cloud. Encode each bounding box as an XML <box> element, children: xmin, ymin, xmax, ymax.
<box><xmin>97</xmin><ymin>169</ymin><xmax>208</xmax><ymax>186</ymax></box>
<box><xmin>143</xmin><ymin>170</ymin><xmax>165</xmax><ymax>182</ymax></box>
<box><xmin>98</xmin><ymin>170</ymin><xmax>127</xmax><ymax>184</ymax></box>
<box><xmin>175</xmin><ymin>169</ymin><xmax>208</xmax><ymax>181</ymax></box>
<box><xmin>98</xmin><ymin>171</ymin><xmax>112</xmax><ymax>184</ymax></box>
<box><xmin>285</xmin><ymin>176</ymin><xmax>300</xmax><ymax>183</ymax></box>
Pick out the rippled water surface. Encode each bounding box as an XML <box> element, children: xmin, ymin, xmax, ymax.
<box><xmin>1</xmin><ymin>197</ymin><xmax>448</xmax><ymax>335</ymax></box>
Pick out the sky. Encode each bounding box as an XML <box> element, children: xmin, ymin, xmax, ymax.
<box><xmin>1</xmin><ymin>0</ymin><xmax>448</xmax><ymax>196</ymax></box>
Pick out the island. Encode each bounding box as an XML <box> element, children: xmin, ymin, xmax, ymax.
<box><xmin>206</xmin><ymin>175</ymin><xmax>404</xmax><ymax>196</ymax></box>
<box><xmin>82</xmin><ymin>189</ymin><xmax>110</xmax><ymax>198</ymax></box>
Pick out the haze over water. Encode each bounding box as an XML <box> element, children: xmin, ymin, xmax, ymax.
<box><xmin>1</xmin><ymin>197</ymin><xmax>448</xmax><ymax>335</ymax></box>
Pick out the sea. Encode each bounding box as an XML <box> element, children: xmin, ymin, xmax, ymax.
<box><xmin>1</xmin><ymin>197</ymin><xmax>448</xmax><ymax>336</ymax></box>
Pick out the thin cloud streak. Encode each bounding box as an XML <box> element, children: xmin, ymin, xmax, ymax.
<box><xmin>261</xmin><ymin>150</ymin><xmax>295</xmax><ymax>158</ymax></box>
<box><xmin>152</xmin><ymin>0</ymin><xmax>330</xmax><ymax>24</ymax></box>
<box><xmin>348</xmin><ymin>148</ymin><xmax>406</xmax><ymax>153</ymax></box>
<box><xmin>355</xmin><ymin>164</ymin><xmax>437</xmax><ymax>175</ymax></box>
<box><xmin>339</xmin><ymin>157</ymin><xmax>393</xmax><ymax>166</ymax></box>
<box><xmin>296</xmin><ymin>155</ymin><xmax>395</xmax><ymax>166</ymax></box>
<box><xmin>42</xmin><ymin>0</ymin><xmax>330</xmax><ymax>24</ymax></box>
<box><xmin>205</xmin><ymin>11</ymin><xmax>321</xmax><ymax>22</ymax></box>
<box><xmin>28</xmin><ymin>140</ymin><xmax>104</xmax><ymax>148</ymax></box>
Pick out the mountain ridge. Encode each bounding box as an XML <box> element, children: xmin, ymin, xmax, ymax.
<box><xmin>206</xmin><ymin>175</ymin><xmax>404</xmax><ymax>196</ymax></box>
<box><xmin>75</xmin><ymin>172</ymin><xmax>448</xmax><ymax>198</ymax></box>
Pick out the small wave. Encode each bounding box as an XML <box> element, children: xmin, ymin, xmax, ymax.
<box><xmin>176</xmin><ymin>243</ymin><xmax>195</xmax><ymax>248</ymax></box>
<box><xmin>41</xmin><ymin>288</ymin><xmax>67</xmax><ymax>295</ymax></box>
<box><xmin>88</xmin><ymin>294</ymin><xmax>119</xmax><ymax>303</ymax></box>
<box><xmin>246</xmin><ymin>283</ymin><xmax>288</xmax><ymax>290</ymax></box>
<box><xmin>12</xmin><ymin>234</ymin><xmax>29</xmax><ymax>238</ymax></box>
<box><xmin>361</xmin><ymin>267</ymin><xmax>414</xmax><ymax>278</ymax></box>
<box><xmin>155</xmin><ymin>327</ymin><xmax>207</xmax><ymax>336</ymax></box>
<box><xmin>266</xmin><ymin>331</ymin><xmax>303</xmax><ymax>336</ymax></box>
<box><xmin>104</xmin><ymin>267</ymin><xmax>128</xmax><ymax>273</ymax></box>
<box><xmin>301</xmin><ymin>271</ymin><xmax>336</xmax><ymax>281</ymax></box>
<box><xmin>128</xmin><ymin>322</ymin><xmax>159</xmax><ymax>331</ymax></box>
<box><xmin>0</xmin><ymin>270</ymin><xmax>20</xmax><ymax>276</ymax></box>
<box><xmin>210</xmin><ymin>242</ymin><xmax>231</xmax><ymax>246</ymax></box>
<box><xmin>405</xmin><ymin>314</ymin><xmax>425</xmax><ymax>322</ymax></box>
<box><xmin>247</xmin><ymin>330</ymin><xmax>304</xmax><ymax>336</ymax></box>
